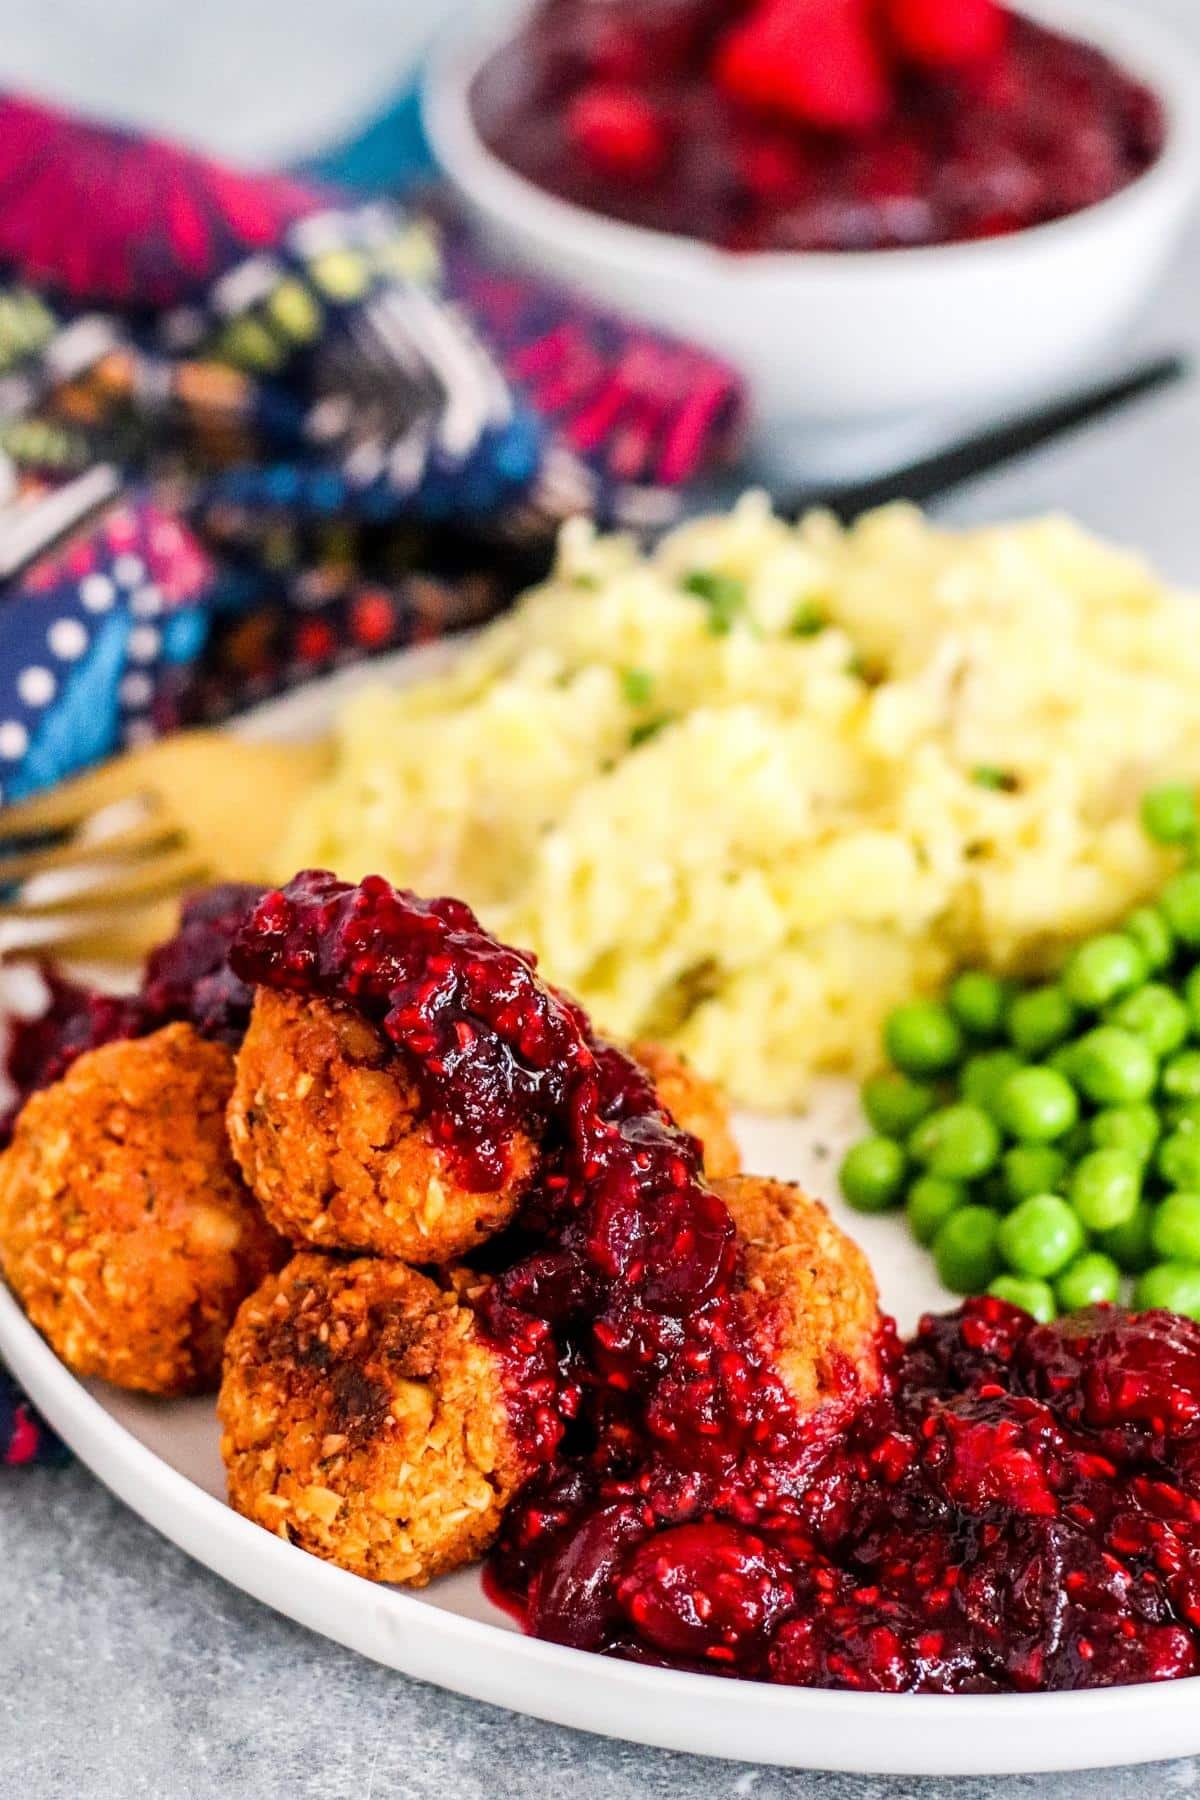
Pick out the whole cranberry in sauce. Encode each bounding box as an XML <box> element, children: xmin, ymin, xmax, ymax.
<box><xmin>472</xmin><ymin>0</ymin><xmax>1165</xmax><ymax>252</ymax></box>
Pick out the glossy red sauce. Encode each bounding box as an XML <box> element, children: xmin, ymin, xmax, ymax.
<box><xmin>229</xmin><ymin>870</ymin><xmax>781</xmax><ymax>1472</ymax></box>
<box><xmin>227</xmin><ymin>872</ymin><xmax>1200</xmax><ymax>1691</ymax></box>
<box><xmin>14</xmin><ymin>869</ymin><xmax>1200</xmax><ymax>1691</ymax></box>
<box><xmin>472</xmin><ymin>2</ymin><xmax>1164</xmax><ymax>253</ymax></box>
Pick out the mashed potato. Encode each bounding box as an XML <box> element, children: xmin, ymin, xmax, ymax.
<box><xmin>282</xmin><ymin>497</ymin><xmax>1200</xmax><ymax>1110</ymax></box>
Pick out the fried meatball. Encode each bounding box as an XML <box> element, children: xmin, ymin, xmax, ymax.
<box><xmin>632</xmin><ymin>1039</ymin><xmax>741</xmax><ymax>1179</ymax></box>
<box><xmin>228</xmin><ymin>990</ymin><xmax>540</xmax><ymax>1264</ymax></box>
<box><xmin>219</xmin><ymin>1251</ymin><xmax>531</xmax><ymax>1585</ymax></box>
<box><xmin>0</xmin><ymin>1024</ymin><xmax>283</xmax><ymax>1395</ymax></box>
<box><xmin>715</xmin><ymin>1175</ymin><xmax>883</xmax><ymax>1413</ymax></box>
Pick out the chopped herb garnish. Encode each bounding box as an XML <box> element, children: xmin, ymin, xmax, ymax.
<box><xmin>630</xmin><ymin>716</ymin><xmax>673</xmax><ymax>749</ymax></box>
<box><xmin>972</xmin><ymin>765</ymin><xmax>1018</xmax><ymax>792</ymax></box>
<box><xmin>621</xmin><ymin>667</ymin><xmax>656</xmax><ymax>706</ymax></box>
<box><xmin>844</xmin><ymin>652</ymin><xmax>867</xmax><ymax>680</ymax></box>
<box><xmin>572</xmin><ymin>571</ymin><xmax>600</xmax><ymax>590</ymax></box>
<box><xmin>790</xmin><ymin>602</ymin><xmax>827</xmax><ymax>638</ymax></box>
<box><xmin>683</xmin><ymin>569</ymin><xmax>746</xmax><ymax>636</ymax></box>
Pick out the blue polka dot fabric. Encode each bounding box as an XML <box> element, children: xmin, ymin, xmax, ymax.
<box><xmin>0</xmin><ymin>493</ymin><xmax>216</xmax><ymax>802</ymax></box>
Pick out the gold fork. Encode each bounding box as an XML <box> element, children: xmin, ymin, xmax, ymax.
<box><xmin>0</xmin><ymin>729</ymin><xmax>332</xmax><ymax>964</ymax></box>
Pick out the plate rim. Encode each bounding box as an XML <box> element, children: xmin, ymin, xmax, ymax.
<box><xmin>8</xmin><ymin>644</ymin><xmax>1200</xmax><ymax>1773</ymax></box>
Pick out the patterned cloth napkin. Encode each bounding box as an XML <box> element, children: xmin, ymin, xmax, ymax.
<box><xmin>0</xmin><ymin>92</ymin><xmax>745</xmax><ymax>795</ymax></box>
<box><xmin>0</xmin><ymin>84</ymin><xmax>747</xmax><ymax>1461</ymax></box>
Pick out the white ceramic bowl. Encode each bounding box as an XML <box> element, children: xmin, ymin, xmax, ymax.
<box><xmin>425</xmin><ymin>0</ymin><xmax>1200</xmax><ymax>446</ymax></box>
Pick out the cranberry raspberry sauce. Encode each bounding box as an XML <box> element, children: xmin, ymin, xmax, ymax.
<box><xmin>472</xmin><ymin>0</ymin><xmax>1164</xmax><ymax>252</ymax></box>
<box><xmin>223</xmin><ymin>871</ymin><xmax>1200</xmax><ymax>1692</ymax></box>
<box><xmin>13</xmin><ymin>870</ymin><xmax>1200</xmax><ymax>1691</ymax></box>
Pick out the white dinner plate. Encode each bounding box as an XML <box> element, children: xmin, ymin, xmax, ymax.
<box><xmin>4</xmin><ymin>647</ymin><xmax>1200</xmax><ymax>1775</ymax></box>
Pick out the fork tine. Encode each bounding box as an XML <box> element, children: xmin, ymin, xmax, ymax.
<box><xmin>22</xmin><ymin>898</ymin><xmax>183</xmax><ymax>968</ymax></box>
<box><xmin>0</xmin><ymin>847</ymin><xmax>211</xmax><ymax>921</ymax></box>
<box><xmin>0</xmin><ymin>765</ymin><xmax>167</xmax><ymax>844</ymax></box>
<box><xmin>0</xmin><ymin>812</ymin><xmax>182</xmax><ymax>885</ymax></box>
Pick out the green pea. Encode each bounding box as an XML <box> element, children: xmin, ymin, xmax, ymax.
<box><xmin>1056</xmin><ymin>1252</ymin><xmax>1122</xmax><ymax>1310</ymax></box>
<box><xmin>1161</xmin><ymin>870</ymin><xmax>1200</xmax><ymax>948</ymax></box>
<box><xmin>840</xmin><ymin>1137</ymin><xmax>907</xmax><ymax>1213</ymax></box>
<box><xmin>961</xmin><ymin>1049</ymin><xmax>1025</xmax><ymax>1117</ymax></box>
<box><xmin>1090</xmin><ymin>1104</ymin><xmax>1160</xmax><ymax>1163</ymax></box>
<box><xmin>934</xmin><ymin>1206</ymin><xmax>1001</xmax><ymax>1295</ymax></box>
<box><xmin>1163</xmin><ymin>1051</ymin><xmax>1200</xmax><ymax>1102</ymax></box>
<box><xmin>995</xmin><ymin>1067</ymin><xmax>1079</xmax><ymax>1143</ymax></box>
<box><xmin>884</xmin><ymin>1001</ymin><xmax>964</xmax><ymax>1077</ymax></box>
<box><xmin>1107</xmin><ymin>984</ymin><xmax>1190</xmax><ymax>1059</ymax></box>
<box><xmin>1071</xmin><ymin>1027</ymin><xmax>1157</xmax><ymax>1105</ymax></box>
<box><xmin>1062</xmin><ymin>934</ymin><xmax>1148</xmax><ymax>1010</ymax></box>
<box><xmin>1134</xmin><ymin>1262</ymin><xmax>1200</xmax><ymax>1320</ymax></box>
<box><xmin>1125</xmin><ymin>905</ymin><xmax>1175</xmax><ymax>974</ymax></box>
<box><xmin>948</xmin><ymin>971</ymin><xmax>1009</xmax><ymax>1039</ymax></box>
<box><xmin>1151</xmin><ymin>1193</ymin><xmax>1200</xmax><ymax>1263</ymax></box>
<box><xmin>1098</xmin><ymin>1203</ymin><xmax>1157</xmax><ymax>1274</ymax></box>
<box><xmin>1141</xmin><ymin>783</ymin><xmax>1199</xmax><ymax>847</ymax></box>
<box><xmin>1069</xmin><ymin>1149</ymin><xmax>1141</xmax><ymax>1231</ymax></box>
<box><xmin>1158</xmin><ymin>1131</ymin><xmax>1200</xmax><ymax>1192</ymax></box>
<box><xmin>1003</xmin><ymin>1144</ymin><xmax>1068</xmax><ymax>1206</ymax></box>
<box><xmin>987</xmin><ymin>1275</ymin><xmax>1058</xmax><ymax>1323</ymax></box>
<box><xmin>1168</xmin><ymin>1100</ymin><xmax>1200</xmax><ymax>1137</ymax></box>
<box><xmin>1007</xmin><ymin>985</ymin><xmax>1075</xmax><ymax>1057</ymax></box>
<box><xmin>906</xmin><ymin>1176</ymin><xmax>966</xmax><ymax>1246</ymax></box>
<box><xmin>862</xmin><ymin>1072</ymin><xmax>937</xmax><ymax>1140</ymax></box>
<box><xmin>1047</xmin><ymin>1042</ymin><xmax>1082</xmax><ymax>1081</ymax></box>
<box><xmin>997</xmin><ymin>1194</ymin><xmax>1086</xmax><ymax>1280</ymax></box>
<box><xmin>909</xmin><ymin>1104</ymin><xmax>1000</xmax><ymax>1181</ymax></box>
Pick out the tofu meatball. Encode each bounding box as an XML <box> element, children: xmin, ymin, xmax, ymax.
<box><xmin>228</xmin><ymin>989</ymin><xmax>540</xmax><ymax>1263</ymax></box>
<box><xmin>715</xmin><ymin>1175</ymin><xmax>884</xmax><ymax>1413</ymax></box>
<box><xmin>219</xmin><ymin>1251</ymin><xmax>532</xmax><ymax>1585</ymax></box>
<box><xmin>227</xmin><ymin>988</ymin><xmax>742</xmax><ymax>1265</ymax></box>
<box><xmin>0</xmin><ymin>1024</ymin><xmax>283</xmax><ymax>1395</ymax></box>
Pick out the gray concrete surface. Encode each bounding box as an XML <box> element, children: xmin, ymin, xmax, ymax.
<box><xmin>3</xmin><ymin>2</ymin><xmax>1200</xmax><ymax>1795</ymax></box>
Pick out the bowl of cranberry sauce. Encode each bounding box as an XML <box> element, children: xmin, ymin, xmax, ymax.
<box><xmin>426</xmin><ymin>0</ymin><xmax>1200</xmax><ymax>434</ymax></box>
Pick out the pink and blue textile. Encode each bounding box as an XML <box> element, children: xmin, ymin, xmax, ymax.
<box><xmin>0</xmin><ymin>91</ymin><xmax>744</xmax><ymax>802</ymax></box>
<box><xmin>0</xmin><ymin>492</ymin><xmax>213</xmax><ymax>802</ymax></box>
